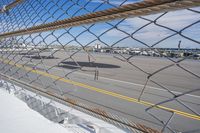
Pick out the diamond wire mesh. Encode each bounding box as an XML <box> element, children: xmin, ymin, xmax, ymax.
<box><xmin>0</xmin><ymin>0</ymin><xmax>200</xmax><ymax>133</ymax></box>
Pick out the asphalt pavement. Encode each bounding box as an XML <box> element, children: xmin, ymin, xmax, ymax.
<box><xmin>0</xmin><ymin>51</ymin><xmax>200</xmax><ymax>132</ymax></box>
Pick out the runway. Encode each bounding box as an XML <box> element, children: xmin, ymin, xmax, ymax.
<box><xmin>0</xmin><ymin>51</ymin><xmax>200</xmax><ymax>132</ymax></box>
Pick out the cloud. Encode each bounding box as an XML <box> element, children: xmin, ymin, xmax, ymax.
<box><xmin>156</xmin><ymin>10</ymin><xmax>200</xmax><ymax>30</ymax></box>
<box><xmin>102</xmin><ymin>8</ymin><xmax>200</xmax><ymax>47</ymax></box>
<box><xmin>90</xmin><ymin>0</ymin><xmax>141</xmax><ymax>5</ymax></box>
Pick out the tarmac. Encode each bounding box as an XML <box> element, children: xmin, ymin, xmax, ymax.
<box><xmin>0</xmin><ymin>51</ymin><xmax>200</xmax><ymax>132</ymax></box>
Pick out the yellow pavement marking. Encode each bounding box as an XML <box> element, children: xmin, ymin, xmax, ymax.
<box><xmin>1</xmin><ymin>58</ymin><xmax>200</xmax><ymax>121</ymax></box>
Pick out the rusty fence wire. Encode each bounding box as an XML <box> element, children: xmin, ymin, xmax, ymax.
<box><xmin>0</xmin><ymin>0</ymin><xmax>200</xmax><ymax>133</ymax></box>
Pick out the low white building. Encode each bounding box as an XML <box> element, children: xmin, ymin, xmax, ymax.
<box><xmin>94</xmin><ymin>44</ymin><xmax>101</xmax><ymax>49</ymax></box>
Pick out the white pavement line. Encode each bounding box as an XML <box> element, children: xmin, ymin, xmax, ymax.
<box><xmin>50</xmin><ymin>65</ymin><xmax>200</xmax><ymax>99</ymax></box>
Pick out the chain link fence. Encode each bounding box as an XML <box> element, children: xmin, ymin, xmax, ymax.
<box><xmin>0</xmin><ymin>0</ymin><xmax>200</xmax><ymax>133</ymax></box>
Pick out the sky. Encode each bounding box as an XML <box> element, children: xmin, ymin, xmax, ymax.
<box><xmin>0</xmin><ymin>0</ymin><xmax>200</xmax><ymax>48</ymax></box>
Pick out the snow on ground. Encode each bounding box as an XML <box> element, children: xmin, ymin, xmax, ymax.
<box><xmin>0</xmin><ymin>88</ymin><xmax>72</xmax><ymax>133</ymax></box>
<box><xmin>0</xmin><ymin>81</ymin><xmax>129</xmax><ymax>133</ymax></box>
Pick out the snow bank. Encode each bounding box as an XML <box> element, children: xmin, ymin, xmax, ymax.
<box><xmin>0</xmin><ymin>87</ymin><xmax>73</xmax><ymax>133</ymax></box>
<box><xmin>0</xmin><ymin>81</ymin><xmax>128</xmax><ymax>133</ymax></box>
